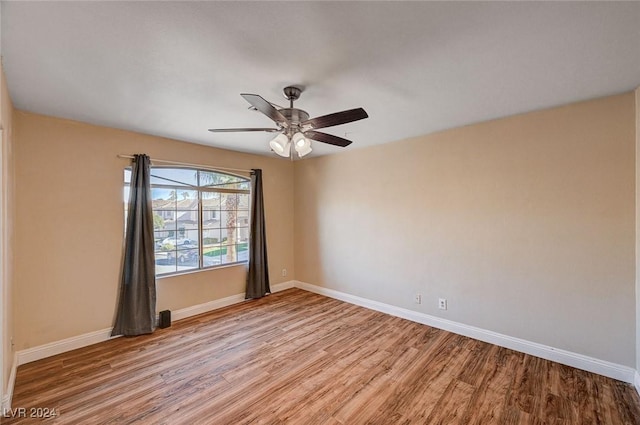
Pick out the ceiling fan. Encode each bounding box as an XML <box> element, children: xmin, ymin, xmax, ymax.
<box><xmin>208</xmin><ymin>86</ymin><xmax>368</xmax><ymax>158</ymax></box>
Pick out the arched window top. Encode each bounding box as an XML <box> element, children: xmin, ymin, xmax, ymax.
<box><xmin>124</xmin><ymin>167</ymin><xmax>250</xmax><ymax>190</ymax></box>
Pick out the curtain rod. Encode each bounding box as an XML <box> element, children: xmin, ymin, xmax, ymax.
<box><xmin>117</xmin><ymin>155</ymin><xmax>252</xmax><ymax>174</ymax></box>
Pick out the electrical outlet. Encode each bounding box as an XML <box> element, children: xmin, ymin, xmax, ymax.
<box><xmin>438</xmin><ymin>298</ymin><xmax>447</xmax><ymax>310</ymax></box>
<box><xmin>414</xmin><ymin>294</ymin><xmax>422</xmax><ymax>304</ymax></box>
<box><xmin>282</xmin><ymin>268</ymin><xmax>287</xmax><ymax>277</ymax></box>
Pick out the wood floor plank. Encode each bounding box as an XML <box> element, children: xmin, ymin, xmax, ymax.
<box><xmin>3</xmin><ymin>288</ymin><xmax>640</xmax><ymax>425</ymax></box>
<box><xmin>423</xmin><ymin>378</ymin><xmax>475</xmax><ymax>425</ymax></box>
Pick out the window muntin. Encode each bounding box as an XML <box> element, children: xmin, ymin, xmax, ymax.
<box><xmin>124</xmin><ymin>167</ymin><xmax>250</xmax><ymax>276</ymax></box>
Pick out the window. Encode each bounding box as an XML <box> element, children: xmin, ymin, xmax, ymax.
<box><xmin>124</xmin><ymin>167</ymin><xmax>250</xmax><ymax>276</ymax></box>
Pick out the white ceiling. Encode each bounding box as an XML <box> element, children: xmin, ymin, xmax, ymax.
<box><xmin>2</xmin><ymin>1</ymin><xmax>639</xmax><ymax>158</ymax></box>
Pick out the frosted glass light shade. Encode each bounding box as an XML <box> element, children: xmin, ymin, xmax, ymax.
<box><xmin>292</xmin><ymin>132</ymin><xmax>312</xmax><ymax>158</ymax></box>
<box><xmin>269</xmin><ymin>133</ymin><xmax>290</xmax><ymax>157</ymax></box>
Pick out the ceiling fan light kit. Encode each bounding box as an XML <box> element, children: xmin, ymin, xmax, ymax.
<box><xmin>209</xmin><ymin>86</ymin><xmax>368</xmax><ymax>159</ymax></box>
<box><xmin>269</xmin><ymin>133</ymin><xmax>291</xmax><ymax>157</ymax></box>
<box><xmin>268</xmin><ymin>131</ymin><xmax>312</xmax><ymax>158</ymax></box>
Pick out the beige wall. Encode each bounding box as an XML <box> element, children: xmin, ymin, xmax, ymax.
<box><xmin>13</xmin><ymin>112</ymin><xmax>294</xmax><ymax>350</ymax></box>
<box><xmin>1</xmin><ymin>62</ymin><xmax>15</xmax><ymax>398</ymax></box>
<box><xmin>295</xmin><ymin>93</ymin><xmax>636</xmax><ymax>367</ymax></box>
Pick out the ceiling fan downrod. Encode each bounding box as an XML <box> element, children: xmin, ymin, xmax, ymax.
<box><xmin>282</xmin><ymin>86</ymin><xmax>302</xmax><ymax>108</ymax></box>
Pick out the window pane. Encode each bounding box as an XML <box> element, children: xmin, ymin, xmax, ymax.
<box><xmin>236</xmin><ymin>181</ymin><xmax>251</xmax><ymax>190</ymax></box>
<box><xmin>152</xmin><ymin>189</ymin><xmax>177</xmax><ymax>220</ymax></box>
<box><xmin>236</xmin><ymin>226</ymin><xmax>250</xmax><ymax>243</ymax></box>
<box><xmin>175</xmin><ymin>209</ymin><xmax>198</xmax><ymax>225</ymax></box>
<box><xmin>203</xmin><ymin>229</ymin><xmax>222</xmax><ymax>266</ymax></box>
<box><xmin>199</xmin><ymin>171</ymin><xmax>246</xmax><ymax>188</ymax></box>
<box><xmin>154</xmin><ymin>230</ymin><xmax>172</xmax><ymax>251</ymax></box>
<box><xmin>203</xmin><ymin>228</ymin><xmax>221</xmax><ymax>244</ymax></box>
<box><xmin>217</xmin><ymin>181</ymin><xmax>250</xmax><ymax>190</ymax></box>
<box><xmin>237</xmin><ymin>243</ymin><xmax>249</xmax><ymax>262</ymax></box>
<box><xmin>160</xmin><ymin>230</ymin><xmax>199</xmax><ymax>247</ymax></box>
<box><xmin>151</xmin><ymin>168</ymin><xmax>198</xmax><ymax>186</ymax></box>
<box><xmin>216</xmin><ymin>244</ymin><xmax>247</xmax><ymax>264</ymax></box>
<box><xmin>221</xmin><ymin>193</ymin><xmax>238</xmax><ymax>209</ymax></box>
<box><xmin>202</xmin><ymin>192</ymin><xmax>221</xmax><ymax>209</ymax></box>
<box><xmin>221</xmin><ymin>195</ymin><xmax>239</xmax><ymax>258</ymax></box>
<box><xmin>204</xmin><ymin>237</ymin><xmax>224</xmax><ymax>265</ymax></box>
<box><xmin>202</xmin><ymin>210</ymin><xmax>220</xmax><ymax>228</ymax></box>
<box><xmin>156</xmin><ymin>251</ymin><xmax>177</xmax><ymax>275</ymax></box>
<box><xmin>176</xmin><ymin>248</ymin><xmax>199</xmax><ymax>271</ymax></box>
<box><xmin>238</xmin><ymin>193</ymin><xmax>250</xmax><ymax>208</ymax></box>
<box><xmin>181</xmin><ymin>229</ymin><xmax>199</xmax><ymax>246</ymax></box>
<box><xmin>237</xmin><ymin>208</ymin><xmax>249</xmax><ymax>219</ymax></box>
<box><xmin>203</xmin><ymin>252</ymin><xmax>222</xmax><ymax>268</ymax></box>
<box><xmin>221</xmin><ymin>244</ymin><xmax>237</xmax><ymax>264</ymax></box>
<box><xmin>168</xmin><ymin>190</ymin><xmax>198</xmax><ymax>248</ymax></box>
<box><xmin>175</xmin><ymin>190</ymin><xmax>198</xmax><ymax>207</ymax></box>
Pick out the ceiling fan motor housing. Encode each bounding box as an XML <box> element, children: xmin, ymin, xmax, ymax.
<box><xmin>279</xmin><ymin>108</ymin><xmax>309</xmax><ymax>134</ymax></box>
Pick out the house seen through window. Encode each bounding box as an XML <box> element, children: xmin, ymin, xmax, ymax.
<box><xmin>124</xmin><ymin>167</ymin><xmax>251</xmax><ymax>276</ymax></box>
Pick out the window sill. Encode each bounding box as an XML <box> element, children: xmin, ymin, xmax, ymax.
<box><xmin>156</xmin><ymin>261</ymin><xmax>248</xmax><ymax>280</ymax></box>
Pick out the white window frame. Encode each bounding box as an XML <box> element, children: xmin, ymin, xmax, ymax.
<box><xmin>124</xmin><ymin>166</ymin><xmax>251</xmax><ymax>277</ymax></box>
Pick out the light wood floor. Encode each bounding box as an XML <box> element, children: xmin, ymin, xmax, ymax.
<box><xmin>4</xmin><ymin>288</ymin><xmax>640</xmax><ymax>424</ymax></box>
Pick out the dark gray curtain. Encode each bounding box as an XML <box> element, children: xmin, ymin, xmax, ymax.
<box><xmin>245</xmin><ymin>169</ymin><xmax>271</xmax><ymax>299</ymax></box>
<box><xmin>112</xmin><ymin>154</ymin><xmax>157</xmax><ymax>336</ymax></box>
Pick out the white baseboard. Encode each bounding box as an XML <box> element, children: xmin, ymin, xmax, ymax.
<box><xmin>2</xmin><ymin>352</ymin><xmax>17</xmax><ymax>410</ymax></box>
<box><xmin>15</xmin><ymin>280</ymin><xmax>296</xmax><ymax>367</ymax></box>
<box><xmin>17</xmin><ymin>328</ymin><xmax>116</xmax><ymax>366</ymax></box>
<box><xmin>294</xmin><ymin>280</ymin><xmax>636</xmax><ymax>384</ymax></box>
<box><xmin>170</xmin><ymin>280</ymin><xmax>293</xmax><ymax>322</ymax></box>
<box><xmin>170</xmin><ymin>293</ymin><xmax>246</xmax><ymax>322</ymax></box>
<box><xmin>635</xmin><ymin>371</ymin><xmax>640</xmax><ymax>395</ymax></box>
<box><xmin>271</xmin><ymin>280</ymin><xmax>295</xmax><ymax>292</ymax></box>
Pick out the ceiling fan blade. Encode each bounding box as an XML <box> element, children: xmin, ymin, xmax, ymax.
<box><xmin>304</xmin><ymin>130</ymin><xmax>353</xmax><ymax>147</ymax></box>
<box><xmin>241</xmin><ymin>94</ymin><xmax>289</xmax><ymax>128</ymax></box>
<box><xmin>302</xmin><ymin>108</ymin><xmax>368</xmax><ymax>130</ymax></box>
<box><xmin>208</xmin><ymin>128</ymin><xmax>280</xmax><ymax>133</ymax></box>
